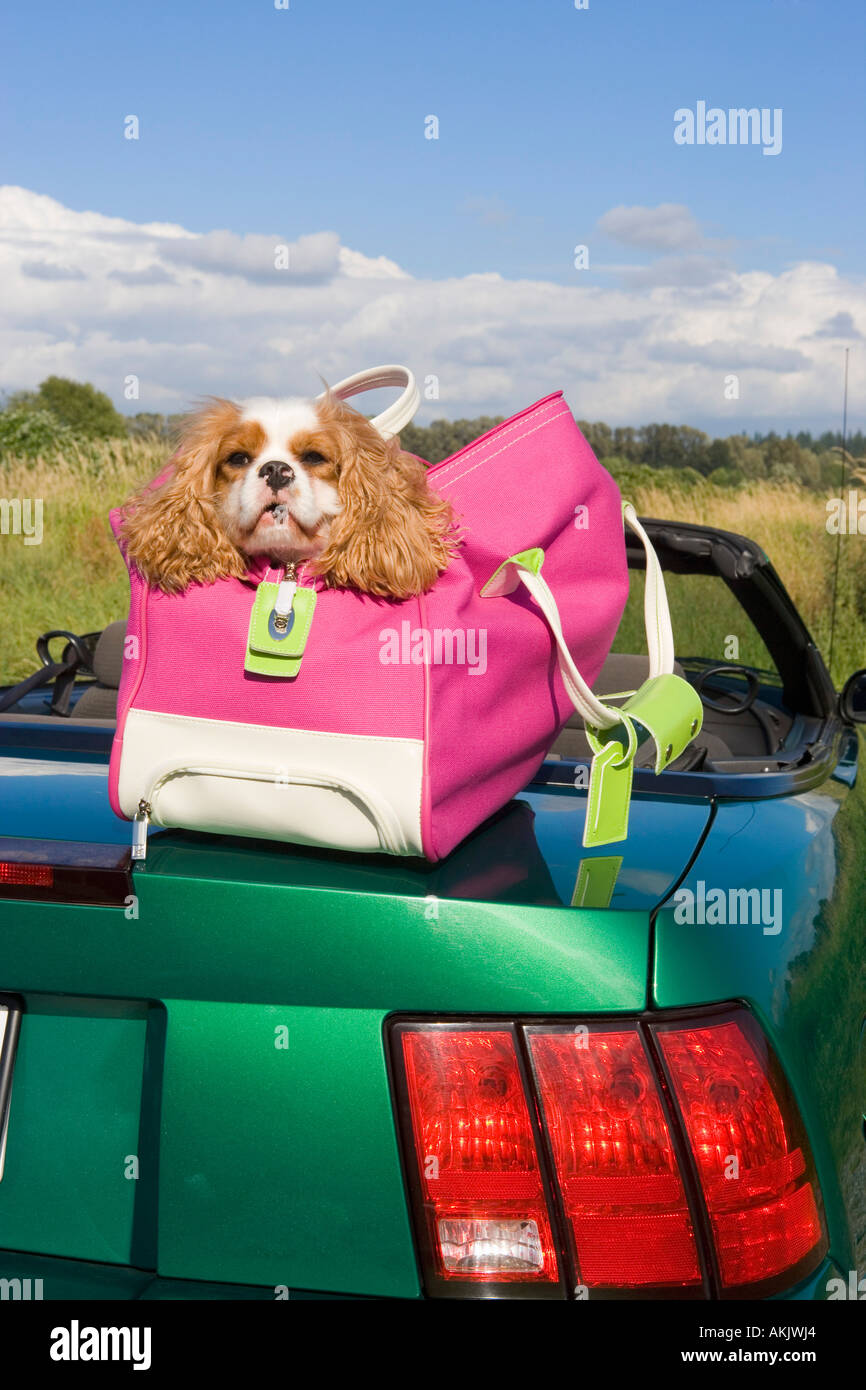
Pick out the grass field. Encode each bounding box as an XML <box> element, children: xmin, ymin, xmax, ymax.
<box><xmin>1</xmin><ymin>441</ymin><xmax>865</xmax><ymax>689</ymax></box>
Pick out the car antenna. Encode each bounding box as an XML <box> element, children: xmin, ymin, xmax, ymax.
<box><xmin>827</xmin><ymin>346</ymin><xmax>850</xmax><ymax>687</ymax></box>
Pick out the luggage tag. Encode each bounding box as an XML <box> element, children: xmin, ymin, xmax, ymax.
<box><xmin>582</xmin><ymin>675</ymin><xmax>702</xmax><ymax>848</ymax></box>
<box><xmin>244</xmin><ymin>564</ymin><xmax>317</xmax><ymax>677</ymax></box>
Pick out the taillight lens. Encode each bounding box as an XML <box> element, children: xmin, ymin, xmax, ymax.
<box><xmin>0</xmin><ymin>862</ymin><xmax>53</xmax><ymax>886</ymax></box>
<box><xmin>0</xmin><ymin>839</ymin><xmax>132</xmax><ymax>905</ymax></box>
<box><xmin>397</xmin><ymin>1026</ymin><xmax>561</xmax><ymax>1293</ymax></box>
<box><xmin>654</xmin><ymin>1011</ymin><xmax>827</xmax><ymax>1294</ymax></box>
<box><xmin>390</xmin><ymin>1008</ymin><xmax>828</xmax><ymax>1299</ymax></box>
<box><xmin>527</xmin><ymin>1026</ymin><xmax>701</xmax><ymax>1290</ymax></box>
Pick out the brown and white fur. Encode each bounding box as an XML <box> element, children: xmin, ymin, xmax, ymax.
<box><xmin>119</xmin><ymin>391</ymin><xmax>454</xmax><ymax>598</ymax></box>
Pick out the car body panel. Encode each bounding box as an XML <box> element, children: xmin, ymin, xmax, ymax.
<box><xmin>653</xmin><ymin>734</ymin><xmax>866</xmax><ymax>1283</ymax></box>
<box><xmin>0</xmin><ymin>749</ymin><xmax>129</xmax><ymax>845</ymax></box>
<box><xmin>0</xmin><ymin>752</ymin><xmax>714</xmax><ymax>1293</ymax></box>
<box><xmin>156</xmin><ymin>1002</ymin><xmax>419</xmax><ymax>1296</ymax></box>
<box><xmin>0</xmin><ymin>998</ymin><xmax>148</xmax><ymax>1265</ymax></box>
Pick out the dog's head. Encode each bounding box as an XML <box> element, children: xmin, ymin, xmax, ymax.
<box><xmin>120</xmin><ymin>391</ymin><xmax>454</xmax><ymax>598</ymax></box>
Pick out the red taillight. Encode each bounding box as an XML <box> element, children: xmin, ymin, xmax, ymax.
<box><xmin>655</xmin><ymin>1013</ymin><xmax>827</xmax><ymax>1292</ymax></box>
<box><xmin>527</xmin><ymin>1026</ymin><xmax>701</xmax><ymax>1289</ymax></box>
<box><xmin>0</xmin><ymin>862</ymin><xmax>53</xmax><ymax>887</ymax></box>
<box><xmin>0</xmin><ymin>839</ymin><xmax>132</xmax><ymax>905</ymax></box>
<box><xmin>391</xmin><ymin>1009</ymin><xmax>828</xmax><ymax>1299</ymax></box>
<box><xmin>398</xmin><ymin>1026</ymin><xmax>561</xmax><ymax>1291</ymax></box>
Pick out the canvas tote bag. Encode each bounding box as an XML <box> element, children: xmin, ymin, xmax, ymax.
<box><xmin>109</xmin><ymin>366</ymin><xmax>702</xmax><ymax>861</ymax></box>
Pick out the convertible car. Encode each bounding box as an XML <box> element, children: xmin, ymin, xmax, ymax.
<box><xmin>0</xmin><ymin>517</ymin><xmax>863</xmax><ymax>1301</ymax></box>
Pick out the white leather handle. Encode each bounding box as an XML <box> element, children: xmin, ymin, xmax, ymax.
<box><xmin>505</xmin><ymin>505</ymin><xmax>676</xmax><ymax>732</ymax></box>
<box><xmin>622</xmin><ymin>502</ymin><xmax>675</xmax><ymax>677</ymax></box>
<box><xmin>321</xmin><ymin>364</ymin><xmax>419</xmax><ymax>439</ymax></box>
<box><xmin>514</xmin><ymin>569</ymin><xmax>624</xmax><ymax>730</ymax></box>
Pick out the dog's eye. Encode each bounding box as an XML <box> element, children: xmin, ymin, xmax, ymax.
<box><xmin>299</xmin><ymin>450</ymin><xmax>326</xmax><ymax>466</ymax></box>
<box><xmin>226</xmin><ymin>452</ymin><xmax>251</xmax><ymax>468</ymax></box>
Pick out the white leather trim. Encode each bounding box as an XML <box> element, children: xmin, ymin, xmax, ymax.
<box><xmin>118</xmin><ymin>709</ymin><xmax>425</xmax><ymax>855</ymax></box>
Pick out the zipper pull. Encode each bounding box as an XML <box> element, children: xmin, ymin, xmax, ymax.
<box><xmin>132</xmin><ymin>799</ymin><xmax>150</xmax><ymax>861</ymax></box>
<box><xmin>273</xmin><ymin>561</ymin><xmax>298</xmax><ymax>633</ymax></box>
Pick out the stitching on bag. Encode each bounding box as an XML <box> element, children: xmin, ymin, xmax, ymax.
<box><xmin>430</xmin><ymin>399</ymin><xmax>567</xmax><ymax>482</ymax></box>
<box><xmin>437</xmin><ymin>407</ymin><xmax>573</xmax><ymax>489</ymax></box>
<box><xmin>132</xmin><ymin>707</ymin><xmax>424</xmax><ymax>746</ymax></box>
<box><xmin>431</xmin><ymin>399</ymin><xmax>565</xmax><ymax>482</ymax></box>
<box><xmin>430</xmin><ymin>397</ymin><xmax>563</xmax><ymax>479</ymax></box>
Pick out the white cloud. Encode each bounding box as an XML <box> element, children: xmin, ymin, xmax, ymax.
<box><xmin>597</xmin><ymin>202</ymin><xmax>706</xmax><ymax>252</ymax></box>
<box><xmin>160</xmin><ymin>229</ymin><xmax>342</xmax><ymax>283</ymax></box>
<box><xmin>0</xmin><ymin>186</ymin><xmax>863</xmax><ymax>432</ymax></box>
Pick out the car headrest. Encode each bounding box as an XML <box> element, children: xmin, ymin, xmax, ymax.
<box><xmin>91</xmin><ymin>620</ymin><xmax>126</xmax><ymax>689</ymax></box>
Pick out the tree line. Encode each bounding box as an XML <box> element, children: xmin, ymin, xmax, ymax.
<box><xmin>1</xmin><ymin>377</ymin><xmax>861</xmax><ymax>490</ymax></box>
<box><xmin>406</xmin><ymin>418</ymin><xmax>864</xmax><ymax>491</ymax></box>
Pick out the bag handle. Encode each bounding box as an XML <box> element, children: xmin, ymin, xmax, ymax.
<box><xmin>481</xmin><ymin>502</ymin><xmax>703</xmax><ymax>848</ymax></box>
<box><xmin>321</xmin><ymin>364</ymin><xmax>419</xmax><ymax>440</ymax></box>
<box><xmin>623</xmin><ymin>502</ymin><xmax>674</xmax><ymax>677</ymax></box>
<box><xmin>481</xmin><ymin>501</ymin><xmax>675</xmax><ymax>731</ymax></box>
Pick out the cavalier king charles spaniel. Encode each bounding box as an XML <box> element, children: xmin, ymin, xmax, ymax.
<box><xmin>119</xmin><ymin>391</ymin><xmax>454</xmax><ymax>599</ymax></box>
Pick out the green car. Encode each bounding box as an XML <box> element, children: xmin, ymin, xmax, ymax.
<box><xmin>0</xmin><ymin>517</ymin><xmax>863</xmax><ymax>1302</ymax></box>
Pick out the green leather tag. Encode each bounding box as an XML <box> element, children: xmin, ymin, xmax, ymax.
<box><xmin>581</xmin><ymin>677</ymin><xmax>703</xmax><ymax>846</ymax></box>
<box><xmin>244</xmin><ymin>581</ymin><xmax>317</xmax><ymax>677</ymax></box>
<box><xmin>582</xmin><ymin>725</ymin><xmax>636</xmax><ymax>848</ymax></box>
<box><xmin>618</xmin><ymin>674</ymin><xmax>703</xmax><ymax>772</ymax></box>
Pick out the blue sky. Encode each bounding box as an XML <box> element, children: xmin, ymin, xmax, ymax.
<box><xmin>1</xmin><ymin>0</ymin><xmax>863</xmax><ymax>430</ymax></box>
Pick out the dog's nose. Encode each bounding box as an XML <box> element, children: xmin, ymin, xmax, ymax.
<box><xmin>258</xmin><ymin>460</ymin><xmax>295</xmax><ymax>492</ymax></box>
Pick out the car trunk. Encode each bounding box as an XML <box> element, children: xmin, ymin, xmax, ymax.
<box><xmin>0</xmin><ymin>747</ymin><xmax>711</xmax><ymax>1295</ymax></box>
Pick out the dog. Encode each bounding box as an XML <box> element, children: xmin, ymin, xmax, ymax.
<box><xmin>119</xmin><ymin>390</ymin><xmax>454</xmax><ymax>599</ymax></box>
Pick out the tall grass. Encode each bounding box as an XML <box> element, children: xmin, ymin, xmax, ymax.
<box><xmin>615</xmin><ymin>484</ymin><xmax>866</xmax><ymax>686</ymax></box>
<box><xmin>0</xmin><ymin>441</ymin><xmax>155</xmax><ymax>684</ymax></box>
<box><xmin>1</xmin><ymin>442</ymin><xmax>864</xmax><ymax>687</ymax></box>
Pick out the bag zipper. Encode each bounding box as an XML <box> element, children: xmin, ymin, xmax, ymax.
<box><xmin>132</xmin><ymin>799</ymin><xmax>150</xmax><ymax>861</ymax></box>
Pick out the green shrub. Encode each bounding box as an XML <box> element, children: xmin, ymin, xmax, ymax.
<box><xmin>706</xmin><ymin>466</ymin><xmax>746</xmax><ymax>488</ymax></box>
<box><xmin>0</xmin><ymin>407</ymin><xmax>77</xmax><ymax>458</ymax></box>
<box><xmin>7</xmin><ymin>376</ymin><xmax>127</xmax><ymax>440</ymax></box>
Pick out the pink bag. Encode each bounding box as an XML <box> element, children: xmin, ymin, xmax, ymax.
<box><xmin>108</xmin><ymin>367</ymin><xmax>678</xmax><ymax>861</ymax></box>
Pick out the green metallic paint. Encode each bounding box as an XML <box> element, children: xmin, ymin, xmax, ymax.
<box><xmin>0</xmin><ymin>886</ymin><xmax>648</xmax><ymax>1013</ymax></box>
<box><xmin>156</xmin><ymin>1002</ymin><xmax>418</xmax><ymax>1297</ymax></box>
<box><xmin>0</xmin><ymin>789</ymin><xmax>712</xmax><ymax>1289</ymax></box>
<box><xmin>0</xmin><ymin>997</ymin><xmax>148</xmax><ymax>1265</ymax></box>
<box><xmin>653</xmin><ymin>741</ymin><xmax>866</xmax><ymax>1281</ymax></box>
<box><xmin>0</xmin><ymin>718</ymin><xmax>859</xmax><ymax>1298</ymax></box>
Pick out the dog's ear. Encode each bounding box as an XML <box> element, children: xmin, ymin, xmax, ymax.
<box><xmin>119</xmin><ymin>399</ymin><xmax>248</xmax><ymax>593</ymax></box>
<box><xmin>311</xmin><ymin>395</ymin><xmax>455</xmax><ymax>599</ymax></box>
